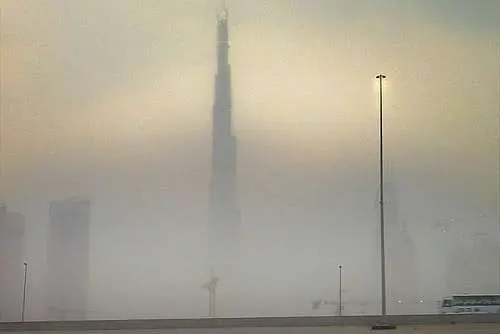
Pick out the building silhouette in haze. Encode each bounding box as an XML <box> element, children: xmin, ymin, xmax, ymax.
<box><xmin>208</xmin><ymin>4</ymin><xmax>240</xmax><ymax>272</ymax></box>
<box><xmin>445</xmin><ymin>232</ymin><xmax>500</xmax><ymax>294</ymax></box>
<box><xmin>203</xmin><ymin>3</ymin><xmax>242</xmax><ymax>317</ymax></box>
<box><xmin>46</xmin><ymin>199</ymin><xmax>90</xmax><ymax>320</ymax></box>
<box><xmin>384</xmin><ymin>184</ymin><xmax>419</xmax><ymax>314</ymax></box>
<box><xmin>0</xmin><ymin>204</ymin><xmax>25</xmax><ymax>321</ymax></box>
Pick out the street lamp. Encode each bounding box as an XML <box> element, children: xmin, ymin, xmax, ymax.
<box><xmin>376</xmin><ymin>74</ymin><xmax>387</xmax><ymax>316</ymax></box>
<box><xmin>22</xmin><ymin>262</ymin><xmax>27</xmax><ymax>322</ymax></box>
<box><xmin>338</xmin><ymin>265</ymin><xmax>343</xmax><ymax>317</ymax></box>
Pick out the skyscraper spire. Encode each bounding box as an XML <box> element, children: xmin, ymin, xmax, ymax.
<box><xmin>216</xmin><ymin>0</ymin><xmax>228</xmax><ymax>22</ymax></box>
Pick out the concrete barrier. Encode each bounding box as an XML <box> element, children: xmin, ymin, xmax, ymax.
<box><xmin>1</xmin><ymin>314</ymin><xmax>500</xmax><ymax>332</ymax></box>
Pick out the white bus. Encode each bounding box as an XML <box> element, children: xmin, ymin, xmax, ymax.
<box><xmin>440</xmin><ymin>294</ymin><xmax>500</xmax><ymax>314</ymax></box>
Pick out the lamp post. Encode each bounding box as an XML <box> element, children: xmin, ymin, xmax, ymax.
<box><xmin>338</xmin><ymin>265</ymin><xmax>343</xmax><ymax>317</ymax></box>
<box><xmin>376</xmin><ymin>74</ymin><xmax>387</xmax><ymax>316</ymax></box>
<box><xmin>22</xmin><ymin>262</ymin><xmax>27</xmax><ymax>322</ymax></box>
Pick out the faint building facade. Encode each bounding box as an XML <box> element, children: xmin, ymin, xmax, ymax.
<box><xmin>0</xmin><ymin>204</ymin><xmax>25</xmax><ymax>321</ymax></box>
<box><xmin>46</xmin><ymin>199</ymin><xmax>90</xmax><ymax>320</ymax></box>
<box><xmin>445</xmin><ymin>231</ymin><xmax>500</xmax><ymax>294</ymax></box>
<box><xmin>384</xmin><ymin>184</ymin><xmax>420</xmax><ymax>314</ymax></box>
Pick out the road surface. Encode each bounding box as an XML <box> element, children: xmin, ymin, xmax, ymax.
<box><xmin>2</xmin><ymin>324</ymin><xmax>500</xmax><ymax>333</ymax></box>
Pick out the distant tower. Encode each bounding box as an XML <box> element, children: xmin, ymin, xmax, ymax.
<box><xmin>208</xmin><ymin>2</ymin><xmax>240</xmax><ymax>272</ymax></box>
<box><xmin>46</xmin><ymin>198</ymin><xmax>90</xmax><ymax>320</ymax></box>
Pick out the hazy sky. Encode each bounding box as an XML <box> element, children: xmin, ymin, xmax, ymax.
<box><xmin>1</xmin><ymin>0</ymin><xmax>499</xmax><ymax>320</ymax></box>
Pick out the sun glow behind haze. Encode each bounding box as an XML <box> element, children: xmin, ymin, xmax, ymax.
<box><xmin>2</xmin><ymin>0</ymin><xmax>498</xmax><ymax>173</ymax></box>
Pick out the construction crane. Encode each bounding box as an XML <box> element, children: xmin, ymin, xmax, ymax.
<box><xmin>201</xmin><ymin>269</ymin><xmax>219</xmax><ymax>317</ymax></box>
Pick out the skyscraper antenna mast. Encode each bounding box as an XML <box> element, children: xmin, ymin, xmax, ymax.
<box><xmin>219</xmin><ymin>0</ymin><xmax>228</xmax><ymax>19</ymax></box>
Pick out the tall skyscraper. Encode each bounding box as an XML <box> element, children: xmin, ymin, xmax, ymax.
<box><xmin>208</xmin><ymin>3</ymin><xmax>240</xmax><ymax>272</ymax></box>
<box><xmin>46</xmin><ymin>198</ymin><xmax>90</xmax><ymax>320</ymax></box>
<box><xmin>0</xmin><ymin>204</ymin><xmax>25</xmax><ymax>321</ymax></box>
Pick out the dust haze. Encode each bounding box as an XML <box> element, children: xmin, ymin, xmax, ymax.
<box><xmin>1</xmin><ymin>0</ymin><xmax>499</xmax><ymax>321</ymax></box>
